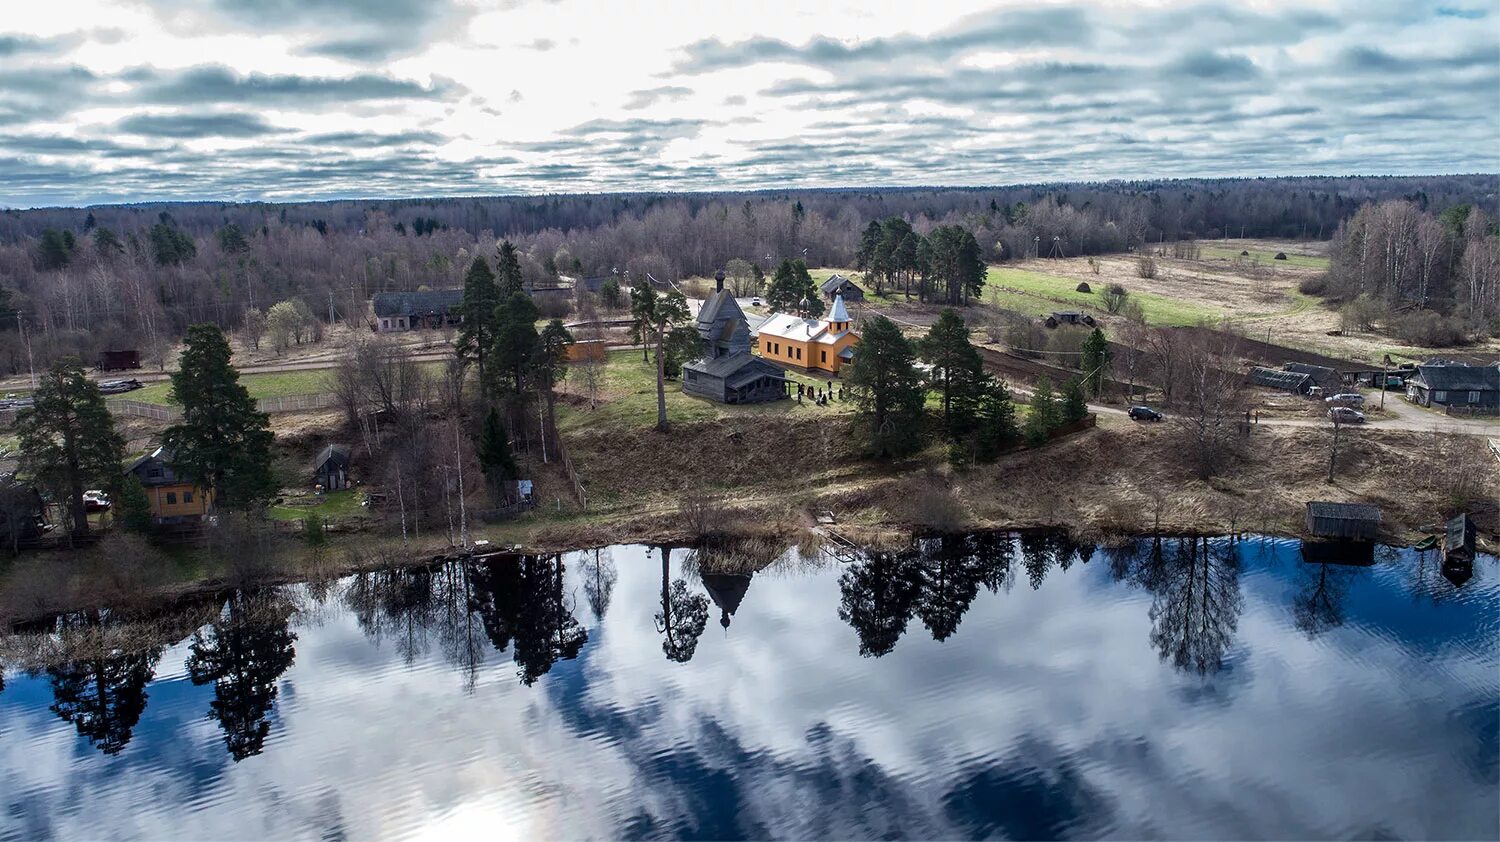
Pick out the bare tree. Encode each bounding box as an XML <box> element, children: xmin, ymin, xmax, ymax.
<box><xmin>1171</xmin><ymin>329</ymin><xmax>1249</xmax><ymax>479</ymax></box>
<box><xmin>1135</xmin><ymin>256</ymin><xmax>1158</xmax><ymax>279</ymax></box>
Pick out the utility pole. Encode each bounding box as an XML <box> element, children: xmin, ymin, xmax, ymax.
<box><xmin>328</xmin><ymin>290</ymin><xmax>335</xmax><ymax>326</ymax></box>
<box><xmin>20</xmin><ymin>314</ymin><xmax>36</xmax><ymax>390</ymax></box>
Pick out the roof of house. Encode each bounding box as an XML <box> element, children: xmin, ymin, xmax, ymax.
<box><xmin>125</xmin><ymin>445</ymin><xmax>170</xmax><ymax>475</ymax></box>
<box><xmin>314</xmin><ymin>444</ymin><xmax>351</xmax><ymax>471</ymax></box>
<box><xmin>819</xmin><ymin>274</ymin><xmax>860</xmax><ymax>294</ymax></box>
<box><xmin>1250</xmin><ymin>366</ymin><xmax>1313</xmax><ymax>390</ymax></box>
<box><xmin>372</xmin><ymin>289</ymin><xmax>464</xmax><ymax>317</ymax></box>
<box><xmin>684</xmin><ymin>351</ymin><xmax>785</xmax><ymax>382</ymax></box>
<box><xmin>1284</xmin><ymin>362</ymin><xmax>1340</xmax><ymax>381</ymax></box>
<box><xmin>1414</xmin><ymin>361</ymin><xmax>1500</xmax><ymax>392</ymax></box>
<box><xmin>696</xmin><ymin>289</ymin><xmax>748</xmax><ymax>339</ymax></box>
<box><xmin>1306</xmin><ymin>501</ymin><xmax>1382</xmax><ymax>522</ymax></box>
<box><xmin>755</xmin><ymin>309</ymin><xmax>855</xmax><ymax>345</ymax></box>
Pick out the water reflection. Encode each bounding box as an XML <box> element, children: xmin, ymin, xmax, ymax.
<box><xmin>186</xmin><ymin>591</ymin><xmax>298</xmax><ymax>761</ymax></box>
<box><xmin>1</xmin><ymin>533</ymin><xmax>1495</xmax><ymax>840</ymax></box>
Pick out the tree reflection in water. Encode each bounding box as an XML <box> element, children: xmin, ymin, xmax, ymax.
<box><xmin>45</xmin><ymin>611</ymin><xmax>162</xmax><ymax>756</ymax></box>
<box><xmin>467</xmin><ymin>555</ymin><xmax>587</xmax><ymax>685</ymax></box>
<box><xmin>1146</xmin><ymin>537</ymin><xmax>1243</xmax><ymax>675</ymax></box>
<box><xmin>656</xmin><ymin>547</ymin><xmax>709</xmax><ymax>663</ymax></box>
<box><xmin>581</xmin><ymin>548</ymin><xmax>618</xmax><ymax>623</ymax></box>
<box><xmin>1294</xmin><ymin>562</ymin><xmax>1357</xmax><ymax>637</ymax></box>
<box><xmin>186</xmin><ymin>590</ymin><xmax>298</xmax><ymax>761</ymax></box>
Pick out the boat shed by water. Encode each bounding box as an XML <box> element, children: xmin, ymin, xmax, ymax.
<box><xmin>1305</xmin><ymin>501</ymin><xmax>1382</xmax><ymax>541</ymax></box>
<box><xmin>1445</xmin><ymin>513</ymin><xmax>1476</xmax><ymax>564</ymax></box>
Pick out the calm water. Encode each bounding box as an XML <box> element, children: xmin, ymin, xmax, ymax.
<box><xmin>1</xmin><ymin>535</ymin><xmax>1496</xmax><ymax>840</ymax></box>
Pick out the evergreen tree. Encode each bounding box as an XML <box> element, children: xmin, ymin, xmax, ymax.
<box><xmin>846</xmin><ymin>316</ymin><xmax>927</xmax><ymax>458</ymax></box>
<box><xmin>495</xmin><ymin>239</ymin><xmax>524</xmax><ymax>296</ymax></box>
<box><xmin>765</xmin><ymin>259</ymin><xmax>822</xmax><ymax>316</ymax></box>
<box><xmin>149</xmin><ymin>223</ymin><xmax>196</xmax><ymax>266</ymax></box>
<box><xmin>919</xmin><ymin>309</ymin><xmax>984</xmax><ymax>432</ymax></box>
<box><xmin>163</xmin><ymin>325</ymin><xmax>276</xmax><ymax>510</ymax></box>
<box><xmin>631</xmin><ymin>287</ymin><xmax>691</xmax><ymax>432</ymax></box>
<box><xmin>1061</xmin><ymin>377</ymin><xmax>1089</xmax><ymax>423</ymax></box>
<box><xmin>629</xmin><ymin>277</ymin><xmax>655</xmax><ymax>363</ymax></box>
<box><xmin>1080</xmin><ymin>327</ymin><xmax>1113</xmax><ymax>397</ymax></box>
<box><xmin>926</xmin><ymin>224</ymin><xmax>987</xmax><ymax>305</ymax></box>
<box><xmin>1024</xmin><ymin>376</ymin><xmax>1061</xmax><ymax>445</ymax></box>
<box><xmin>533</xmin><ymin>319</ymin><xmax>574</xmax><ymax>445</ymax></box>
<box><xmin>855</xmin><ymin>220</ymin><xmax>884</xmax><ymax>277</ymax></box>
<box><xmin>599</xmin><ymin>278</ymin><xmax>624</xmax><ymax>309</ymax></box>
<box><xmin>36</xmin><ymin>228</ymin><xmax>74</xmax><ymax>270</ymax></box>
<box><xmin>477</xmin><ymin>406</ymin><xmax>517</xmax><ymax>490</ymax></box>
<box><xmin>456</xmin><ymin>256</ymin><xmax>500</xmax><ymax>385</ymax></box>
<box><xmin>16</xmin><ymin>358</ymin><xmax>126</xmax><ymax>536</ymax></box>
<box><xmin>490</xmin><ymin>291</ymin><xmax>540</xmax><ymax>395</ymax></box>
<box><xmin>116</xmin><ymin>474</ymin><xmax>154</xmax><ymax>534</ymax></box>
<box><xmin>973</xmin><ymin>378</ymin><xmax>1019</xmax><ymax>461</ymax></box>
<box><xmin>92</xmin><ymin>226</ymin><xmax>123</xmax><ymax>255</ymax></box>
<box><xmin>216</xmin><ymin>224</ymin><xmax>250</xmax><ymax>254</ymax></box>
<box><xmin>661</xmin><ymin>325</ymin><xmax>701</xmax><ymax>378</ymax></box>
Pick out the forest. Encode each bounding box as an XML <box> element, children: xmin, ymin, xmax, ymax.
<box><xmin>0</xmin><ymin>174</ymin><xmax>1494</xmax><ymax>374</ymax></box>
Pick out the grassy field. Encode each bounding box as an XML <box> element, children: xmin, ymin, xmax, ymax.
<box><xmin>555</xmin><ymin>349</ymin><xmax>855</xmax><ymax>434</ymax></box>
<box><xmin>267</xmin><ymin>489</ymin><xmax>371</xmax><ymax>522</ymax></box>
<box><xmin>1197</xmin><ymin>244</ymin><xmax>1329</xmax><ymax>269</ymax></box>
<box><xmin>983</xmin><ymin>266</ymin><xmax>1221</xmax><ymax>327</ymax></box>
<box><xmin>129</xmin><ymin>369</ymin><xmax>335</xmax><ymax>406</ymax></box>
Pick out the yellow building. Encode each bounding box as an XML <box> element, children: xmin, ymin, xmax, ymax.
<box><xmin>125</xmin><ymin>447</ymin><xmax>215</xmax><ymax>525</ymax></box>
<box><xmin>754</xmin><ymin>295</ymin><xmax>859</xmax><ymax>374</ymax></box>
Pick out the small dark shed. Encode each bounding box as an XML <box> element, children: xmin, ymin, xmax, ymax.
<box><xmin>1045</xmin><ymin>311</ymin><xmax>1096</xmax><ymax>328</ymax></box>
<box><xmin>1305</xmin><ymin>501</ymin><xmax>1382</xmax><ymax>541</ymax></box>
<box><xmin>313</xmin><ymin>444</ymin><xmax>352</xmax><ymax>490</ymax></box>
<box><xmin>97</xmin><ymin>349</ymin><xmax>141</xmax><ymax>371</ymax></box>
<box><xmin>1250</xmin><ymin>366</ymin><xmax>1314</xmax><ymax>394</ymax></box>
<box><xmin>1445</xmin><ymin>513</ymin><xmax>1476</xmax><ymax>564</ymax></box>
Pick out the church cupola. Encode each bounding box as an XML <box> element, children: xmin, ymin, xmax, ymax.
<box><xmin>826</xmin><ymin>294</ymin><xmax>850</xmax><ymax>333</ymax></box>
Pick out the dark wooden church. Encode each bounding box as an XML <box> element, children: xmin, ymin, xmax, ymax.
<box><xmin>682</xmin><ymin>270</ymin><xmax>787</xmax><ymax>404</ymax></box>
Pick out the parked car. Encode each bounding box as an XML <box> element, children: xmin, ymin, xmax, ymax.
<box><xmin>750</xmin><ymin>297</ymin><xmax>763</xmax><ymax>307</ymax></box>
<box><xmin>1128</xmin><ymin>406</ymin><xmax>1164</xmax><ymax>421</ymax></box>
<box><xmin>1307</xmin><ymin>386</ymin><xmax>1325</xmax><ymax>399</ymax></box>
<box><xmin>1324</xmin><ymin>393</ymin><xmax>1365</xmax><ymax>407</ymax></box>
<box><xmin>82</xmin><ymin>490</ymin><xmax>111</xmax><ymax>511</ymax></box>
<box><xmin>1328</xmin><ymin>407</ymin><xmax>1366</xmax><ymax>424</ymax></box>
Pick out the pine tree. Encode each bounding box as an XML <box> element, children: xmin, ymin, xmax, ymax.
<box><xmin>973</xmin><ymin>378</ymin><xmax>1019</xmax><ymax>461</ymax></box>
<box><xmin>765</xmin><ymin>259</ymin><xmax>822</xmax><ymax>316</ymax></box>
<box><xmin>163</xmin><ymin>325</ymin><xmax>275</xmax><ymax>510</ymax></box>
<box><xmin>1024</xmin><ymin>376</ymin><xmax>1061</xmax><ymax>445</ymax></box>
<box><xmin>116</xmin><ymin>474</ymin><xmax>154</xmax><ymax>534</ymax></box>
<box><xmin>490</xmin><ymin>291</ymin><xmax>540</xmax><ymax>395</ymax></box>
<box><xmin>36</xmin><ymin>229</ymin><xmax>74</xmax><ymax>270</ymax></box>
<box><xmin>847</xmin><ymin>316</ymin><xmax>927</xmax><ymax>458</ymax></box>
<box><xmin>16</xmin><ymin>358</ymin><xmax>126</xmax><ymax>536</ymax></box>
<box><xmin>456</xmin><ymin>256</ymin><xmax>499</xmax><ymax>385</ymax></box>
<box><xmin>919</xmin><ymin>309</ymin><xmax>984</xmax><ymax>432</ymax></box>
<box><xmin>1080</xmin><ymin>327</ymin><xmax>1112</xmax><ymax>397</ymax></box>
<box><xmin>496</xmin><ymin>240</ymin><xmax>524</xmax><ymax>296</ymax></box>
<box><xmin>533</xmin><ymin>319</ymin><xmax>574</xmax><ymax>446</ymax></box>
<box><xmin>632</xmin><ymin>287</ymin><xmax>691</xmax><ymax>432</ymax></box>
<box><xmin>477</xmin><ymin>406</ymin><xmax>517</xmax><ymax>489</ymax></box>
<box><xmin>1061</xmin><ymin>377</ymin><xmax>1089</xmax><ymax>423</ymax></box>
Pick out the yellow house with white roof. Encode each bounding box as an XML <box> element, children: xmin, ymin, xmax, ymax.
<box><xmin>754</xmin><ymin>295</ymin><xmax>859</xmax><ymax>374</ymax></box>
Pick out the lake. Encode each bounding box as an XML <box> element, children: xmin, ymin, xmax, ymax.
<box><xmin>1</xmin><ymin>534</ymin><xmax>1495</xmax><ymax>840</ymax></box>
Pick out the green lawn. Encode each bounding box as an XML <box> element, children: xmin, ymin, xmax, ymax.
<box><xmin>556</xmin><ymin>349</ymin><xmax>854</xmax><ymax>434</ymax></box>
<box><xmin>267</xmin><ymin>489</ymin><xmax>370</xmax><ymax>522</ymax></box>
<box><xmin>1197</xmin><ymin>244</ymin><xmax>1329</xmax><ymax>269</ymax></box>
<box><xmin>983</xmin><ymin>266</ymin><xmax>1220</xmax><ymax>327</ymax></box>
<box><xmin>129</xmin><ymin>369</ymin><xmax>336</xmax><ymax>406</ymax></box>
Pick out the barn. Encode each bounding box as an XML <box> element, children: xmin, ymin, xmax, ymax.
<box><xmin>312</xmin><ymin>444</ymin><xmax>352</xmax><ymax>491</ymax></box>
<box><xmin>1250</xmin><ymin>366</ymin><xmax>1314</xmax><ymax>395</ymax></box>
<box><xmin>1305</xmin><ymin>501</ymin><xmax>1382</xmax><ymax>541</ymax></box>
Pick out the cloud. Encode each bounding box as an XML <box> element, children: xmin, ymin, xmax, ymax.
<box><xmin>131</xmin><ymin>65</ymin><xmax>464</xmax><ymax>105</ymax></box>
<box><xmin>116</xmin><ymin>112</ymin><xmax>280</xmax><ymax>138</ymax></box>
<box><xmin>623</xmin><ymin>86</ymin><xmax>693</xmax><ymax>110</ymax></box>
<box><xmin>144</xmin><ymin>0</ymin><xmax>471</xmax><ymax>61</ymax></box>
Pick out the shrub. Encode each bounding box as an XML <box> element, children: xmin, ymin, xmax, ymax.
<box><xmin>1298</xmin><ymin>275</ymin><xmax>1328</xmax><ymax>295</ymax></box>
<box><xmin>1274</xmin><ymin>252</ymin><xmax>1288</xmax><ymax>260</ymax></box>
<box><xmin>1391</xmin><ymin>310</ymin><xmax>1469</xmax><ymax>347</ymax></box>
<box><xmin>1339</xmin><ymin>294</ymin><xmax>1386</xmax><ymax>333</ymax></box>
<box><xmin>1134</xmin><ymin>256</ymin><xmax>1157</xmax><ymax>279</ymax></box>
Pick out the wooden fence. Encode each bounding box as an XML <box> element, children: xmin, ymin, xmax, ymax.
<box><xmin>97</xmin><ymin>393</ymin><xmax>338</xmax><ymax>421</ymax></box>
<box><xmin>553</xmin><ymin>434</ymin><xmax>588</xmax><ymax>510</ymax></box>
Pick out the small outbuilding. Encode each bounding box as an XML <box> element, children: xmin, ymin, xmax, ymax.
<box><xmin>1044</xmin><ymin>311</ymin><xmax>1096</xmax><ymax>328</ymax></box>
<box><xmin>1305</xmin><ymin>501</ymin><xmax>1382</xmax><ymax>541</ymax></box>
<box><xmin>1445</xmin><ymin>513</ymin><xmax>1476</xmax><ymax>565</ymax></box>
<box><xmin>372</xmin><ymin>289</ymin><xmax>465</xmax><ymax>331</ymax></box>
<box><xmin>819</xmin><ymin>274</ymin><xmax>865</xmax><ymax>303</ymax></box>
<box><xmin>1250</xmin><ymin>366</ymin><xmax>1314</xmax><ymax>395</ymax></box>
<box><xmin>313</xmin><ymin>444</ymin><xmax>352</xmax><ymax>491</ymax></box>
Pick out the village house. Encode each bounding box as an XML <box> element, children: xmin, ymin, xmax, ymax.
<box><xmin>819</xmin><ymin>274</ymin><xmax>865</xmax><ymax>303</ymax></box>
<box><xmin>754</xmin><ymin>294</ymin><xmax>860</xmax><ymax>375</ymax></box>
<box><xmin>372</xmin><ymin>289</ymin><xmax>465</xmax><ymax>332</ymax></box>
<box><xmin>1044</xmin><ymin>311</ymin><xmax>1096</xmax><ymax>328</ymax></box>
<box><xmin>312</xmin><ymin>444</ymin><xmax>352</xmax><ymax>491</ymax></box>
<box><xmin>1249</xmin><ymin>366</ymin><xmax>1315</xmax><ymax>395</ymax></box>
<box><xmin>1405</xmin><ymin>360</ymin><xmax>1499</xmax><ymax>412</ymax></box>
<box><xmin>126</xmin><ymin>447</ymin><xmax>214</xmax><ymax>525</ymax></box>
<box><xmin>1283</xmin><ymin>362</ymin><xmax>1348</xmax><ymax>392</ymax></box>
<box><xmin>682</xmin><ymin>271</ymin><xmax>788</xmax><ymax>404</ymax></box>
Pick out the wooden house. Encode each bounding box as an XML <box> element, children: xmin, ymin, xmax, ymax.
<box><xmin>0</xmin><ymin>473</ymin><xmax>45</xmax><ymax>548</ymax></box>
<box><xmin>1405</xmin><ymin>360</ymin><xmax>1499</xmax><ymax>412</ymax></box>
<box><xmin>682</xmin><ymin>274</ymin><xmax>788</xmax><ymax>404</ymax></box>
<box><xmin>1044</xmin><ymin>311</ymin><xmax>1096</xmax><ymax>328</ymax></box>
<box><xmin>754</xmin><ymin>295</ymin><xmax>860</xmax><ymax>374</ymax></box>
<box><xmin>819</xmin><ymin>274</ymin><xmax>865</xmax><ymax>303</ymax></box>
<box><xmin>125</xmin><ymin>447</ymin><xmax>214</xmax><ymax>525</ymax></box>
<box><xmin>313</xmin><ymin>444</ymin><xmax>352</xmax><ymax>491</ymax></box>
<box><xmin>1305</xmin><ymin>501</ymin><xmax>1381</xmax><ymax>541</ymax></box>
<box><xmin>372</xmin><ymin>289</ymin><xmax>464</xmax><ymax>332</ymax></box>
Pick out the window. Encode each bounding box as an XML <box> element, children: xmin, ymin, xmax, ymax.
<box><xmin>184</xmin><ymin>491</ymin><xmax>194</xmax><ymax>503</ymax></box>
<box><xmin>1469</xmin><ymin>390</ymin><xmax>1481</xmax><ymax>404</ymax></box>
<box><xmin>382</xmin><ymin>319</ymin><xmax>389</xmax><ymax>329</ymax></box>
<box><xmin>821</xmin><ymin>350</ymin><xmax>827</xmax><ymax>363</ymax></box>
<box><xmin>1434</xmin><ymin>390</ymin><xmax>1447</xmax><ymax>403</ymax></box>
<box><xmin>165</xmin><ymin>492</ymin><xmax>177</xmax><ymax>505</ymax></box>
<box><xmin>147</xmin><ymin>467</ymin><xmax>163</xmax><ymax>479</ymax></box>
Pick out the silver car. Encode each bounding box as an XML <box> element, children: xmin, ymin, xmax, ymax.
<box><xmin>1328</xmin><ymin>407</ymin><xmax>1366</xmax><ymax>424</ymax></box>
<box><xmin>1324</xmin><ymin>393</ymin><xmax>1365</xmax><ymax>407</ymax></box>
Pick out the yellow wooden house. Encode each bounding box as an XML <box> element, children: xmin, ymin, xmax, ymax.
<box><xmin>754</xmin><ymin>295</ymin><xmax>860</xmax><ymax>374</ymax></box>
<box><xmin>125</xmin><ymin>447</ymin><xmax>215</xmax><ymax>525</ymax></box>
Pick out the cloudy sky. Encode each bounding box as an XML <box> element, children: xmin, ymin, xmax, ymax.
<box><xmin>1</xmin><ymin>0</ymin><xmax>1496</xmax><ymax>207</ymax></box>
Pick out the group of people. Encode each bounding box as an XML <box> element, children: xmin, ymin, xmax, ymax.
<box><xmin>795</xmin><ymin>381</ymin><xmax>844</xmax><ymax>407</ymax></box>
